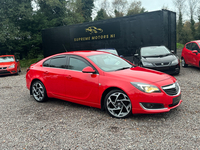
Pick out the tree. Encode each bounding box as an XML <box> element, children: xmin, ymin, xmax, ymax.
<box><xmin>173</xmin><ymin>0</ymin><xmax>186</xmax><ymax>43</ymax></box>
<box><xmin>37</xmin><ymin>0</ymin><xmax>68</xmax><ymax>26</ymax></box>
<box><xmin>94</xmin><ymin>8</ymin><xmax>110</xmax><ymax>21</ymax></box>
<box><xmin>0</xmin><ymin>0</ymin><xmax>33</xmax><ymax>56</ymax></box>
<box><xmin>81</xmin><ymin>0</ymin><xmax>94</xmax><ymax>22</ymax></box>
<box><xmin>112</xmin><ymin>0</ymin><xmax>128</xmax><ymax>17</ymax></box>
<box><xmin>196</xmin><ymin>6</ymin><xmax>200</xmax><ymax>39</ymax></box>
<box><xmin>188</xmin><ymin>0</ymin><xmax>198</xmax><ymax>40</ymax></box>
<box><xmin>127</xmin><ymin>0</ymin><xmax>146</xmax><ymax>16</ymax></box>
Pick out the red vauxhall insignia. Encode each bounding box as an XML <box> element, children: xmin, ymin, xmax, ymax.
<box><xmin>0</xmin><ymin>55</ymin><xmax>21</xmax><ymax>76</ymax></box>
<box><xmin>26</xmin><ymin>51</ymin><xmax>182</xmax><ymax>118</ymax></box>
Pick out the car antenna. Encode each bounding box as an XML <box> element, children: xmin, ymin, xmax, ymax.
<box><xmin>62</xmin><ymin>44</ymin><xmax>68</xmax><ymax>52</ymax></box>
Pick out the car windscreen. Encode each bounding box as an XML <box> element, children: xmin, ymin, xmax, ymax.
<box><xmin>88</xmin><ymin>54</ymin><xmax>132</xmax><ymax>72</ymax></box>
<box><xmin>97</xmin><ymin>49</ymin><xmax>118</xmax><ymax>55</ymax></box>
<box><xmin>0</xmin><ymin>56</ymin><xmax>15</xmax><ymax>63</ymax></box>
<box><xmin>141</xmin><ymin>46</ymin><xmax>171</xmax><ymax>57</ymax></box>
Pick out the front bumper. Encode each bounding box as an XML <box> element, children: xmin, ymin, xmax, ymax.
<box><xmin>129</xmin><ymin>88</ymin><xmax>182</xmax><ymax>114</ymax></box>
<box><xmin>0</xmin><ymin>68</ymin><xmax>17</xmax><ymax>75</ymax></box>
<box><xmin>144</xmin><ymin>64</ymin><xmax>180</xmax><ymax>75</ymax></box>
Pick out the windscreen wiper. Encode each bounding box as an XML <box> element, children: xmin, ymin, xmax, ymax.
<box><xmin>116</xmin><ymin>67</ymin><xmax>131</xmax><ymax>71</ymax></box>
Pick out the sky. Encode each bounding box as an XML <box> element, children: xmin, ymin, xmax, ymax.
<box><xmin>93</xmin><ymin>0</ymin><xmax>176</xmax><ymax>16</ymax></box>
<box><xmin>139</xmin><ymin>0</ymin><xmax>175</xmax><ymax>12</ymax></box>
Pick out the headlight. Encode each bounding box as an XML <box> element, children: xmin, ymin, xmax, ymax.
<box><xmin>9</xmin><ymin>64</ymin><xmax>15</xmax><ymax>68</ymax></box>
<box><xmin>171</xmin><ymin>59</ymin><xmax>179</xmax><ymax>65</ymax></box>
<box><xmin>142</xmin><ymin>61</ymin><xmax>154</xmax><ymax>67</ymax></box>
<box><xmin>131</xmin><ymin>82</ymin><xmax>161</xmax><ymax>93</ymax></box>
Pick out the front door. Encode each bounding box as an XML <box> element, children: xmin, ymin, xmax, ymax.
<box><xmin>65</xmin><ymin>56</ymin><xmax>99</xmax><ymax>105</ymax></box>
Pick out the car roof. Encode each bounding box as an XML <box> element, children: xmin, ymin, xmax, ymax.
<box><xmin>0</xmin><ymin>55</ymin><xmax>14</xmax><ymax>57</ymax></box>
<box><xmin>187</xmin><ymin>40</ymin><xmax>200</xmax><ymax>44</ymax></box>
<box><xmin>49</xmin><ymin>50</ymin><xmax>109</xmax><ymax>57</ymax></box>
<box><xmin>141</xmin><ymin>46</ymin><xmax>166</xmax><ymax>49</ymax></box>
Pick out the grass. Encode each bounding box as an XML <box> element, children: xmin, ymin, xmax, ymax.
<box><xmin>20</xmin><ymin>55</ymin><xmax>44</xmax><ymax>68</ymax></box>
<box><xmin>177</xmin><ymin>43</ymin><xmax>184</xmax><ymax>49</ymax></box>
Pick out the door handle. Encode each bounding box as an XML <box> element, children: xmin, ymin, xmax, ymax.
<box><xmin>44</xmin><ymin>71</ymin><xmax>49</xmax><ymax>75</ymax></box>
<box><xmin>66</xmin><ymin>75</ymin><xmax>72</xmax><ymax>79</ymax></box>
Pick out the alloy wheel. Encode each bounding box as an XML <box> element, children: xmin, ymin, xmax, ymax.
<box><xmin>106</xmin><ymin>90</ymin><xmax>132</xmax><ymax>118</ymax></box>
<box><xmin>32</xmin><ymin>81</ymin><xmax>46</xmax><ymax>102</ymax></box>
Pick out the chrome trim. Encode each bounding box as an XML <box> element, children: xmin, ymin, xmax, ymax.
<box><xmin>139</xmin><ymin>103</ymin><xmax>167</xmax><ymax>110</ymax></box>
<box><xmin>162</xmin><ymin>83</ymin><xmax>176</xmax><ymax>90</ymax></box>
<box><xmin>162</xmin><ymin>82</ymin><xmax>181</xmax><ymax>96</ymax></box>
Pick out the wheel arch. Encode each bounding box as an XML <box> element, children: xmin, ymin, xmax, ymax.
<box><xmin>30</xmin><ymin>79</ymin><xmax>45</xmax><ymax>95</ymax></box>
<box><xmin>101</xmin><ymin>87</ymin><xmax>126</xmax><ymax>110</ymax></box>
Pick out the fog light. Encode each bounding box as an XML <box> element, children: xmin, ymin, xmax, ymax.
<box><xmin>140</xmin><ymin>103</ymin><xmax>164</xmax><ymax>109</ymax></box>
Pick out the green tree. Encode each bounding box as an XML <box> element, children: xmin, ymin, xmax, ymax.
<box><xmin>177</xmin><ymin>12</ymin><xmax>184</xmax><ymax>43</ymax></box>
<box><xmin>81</xmin><ymin>0</ymin><xmax>94</xmax><ymax>22</ymax></box>
<box><xmin>127</xmin><ymin>0</ymin><xmax>146</xmax><ymax>16</ymax></box>
<box><xmin>196</xmin><ymin>17</ymin><xmax>200</xmax><ymax>40</ymax></box>
<box><xmin>0</xmin><ymin>0</ymin><xmax>33</xmax><ymax>56</ymax></box>
<box><xmin>190</xmin><ymin>16</ymin><xmax>196</xmax><ymax>40</ymax></box>
<box><xmin>37</xmin><ymin>0</ymin><xmax>68</xmax><ymax>27</ymax></box>
<box><xmin>94</xmin><ymin>8</ymin><xmax>110</xmax><ymax>21</ymax></box>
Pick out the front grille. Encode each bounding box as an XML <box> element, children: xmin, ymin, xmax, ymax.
<box><xmin>0</xmin><ymin>70</ymin><xmax>10</xmax><ymax>75</ymax></box>
<box><xmin>0</xmin><ymin>67</ymin><xmax>7</xmax><ymax>69</ymax></box>
<box><xmin>162</xmin><ymin>82</ymin><xmax>180</xmax><ymax>96</ymax></box>
<box><xmin>154</xmin><ymin>62</ymin><xmax>170</xmax><ymax>66</ymax></box>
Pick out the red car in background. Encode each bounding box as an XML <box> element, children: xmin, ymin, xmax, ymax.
<box><xmin>0</xmin><ymin>55</ymin><xmax>21</xmax><ymax>76</ymax></box>
<box><xmin>26</xmin><ymin>51</ymin><xmax>182</xmax><ymax>118</ymax></box>
<box><xmin>181</xmin><ymin>40</ymin><xmax>200</xmax><ymax>68</ymax></box>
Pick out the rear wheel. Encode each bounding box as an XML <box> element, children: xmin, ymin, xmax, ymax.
<box><xmin>31</xmin><ymin>80</ymin><xmax>47</xmax><ymax>102</ymax></box>
<box><xmin>104</xmin><ymin>90</ymin><xmax>132</xmax><ymax>118</ymax></box>
<box><xmin>181</xmin><ymin>58</ymin><xmax>188</xmax><ymax>67</ymax></box>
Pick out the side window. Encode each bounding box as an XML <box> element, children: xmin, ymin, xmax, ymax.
<box><xmin>191</xmin><ymin>43</ymin><xmax>199</xmax><ymax>51</ymax></box>
<box><xmin>69</xmin><ymin>57</ymin><xmax>89</xmax><ymax>71</ymax></box>
<box><xmin>186</xmin><ymin>43</ymin><xmax>192</xmax><ymax>50</ymax></box>
<box><xmin>50</xmin><ymin>57</ymin><xmax>67</xmax><ymax>69</ymax></box>
<box><xmin>43</xmin><ymin>59</ymin><xmax>51</xmax><ymax>67</ymax></box>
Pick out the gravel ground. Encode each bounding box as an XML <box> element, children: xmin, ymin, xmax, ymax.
<box><xmin>0</xmin><ymin>65</ymin><xmax>200</xmax><ymax>150</ymax></box>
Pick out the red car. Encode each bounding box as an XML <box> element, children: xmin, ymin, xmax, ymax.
<box><xmin>0</xmin><ymin>55</ymin><xmax>21</xmax><ymax>76</ymax></box>
<box><xmin>26</xmin><ymin>51</ymin><xmax>182</xmax><ymax>118</ymax></box>
<box><xmin>181</xmin><ymin>40</ymin><xmax>200</xmax><ymax>67</ymax></box>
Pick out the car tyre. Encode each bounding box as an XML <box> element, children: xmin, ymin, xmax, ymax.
<box><xmin>181</xmin><ymin>58</ymin><xmax>188</xmax><ymax>67</ymax></box>
<box><xmin>31</xmin><ymin>80</ymin><xmax>47</xmax><ymax>102</ymax></box>
<box><xmin>104</xmin><ymin>89</ymin><xmax>132</xmax><ymax>118</ymax></box>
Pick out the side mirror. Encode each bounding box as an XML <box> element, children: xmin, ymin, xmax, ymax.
<box><xmin>192</xmin><ymin>50</ymin><xmax>198</xmax><ymax>55</ymax></box>
<box><xmin>16</xmin><ymin>59</ymin><xmax>19</xmax><ymax>62</ymax></box>
<box><xmin>171</xmin><ymin>50</ymin><xmax>174</xmax><ymax>54</ymax></box>
<box><xmin>82</xmin><ymin>66</ymin><xmax>96</xmax><ymax>73</ymax></box>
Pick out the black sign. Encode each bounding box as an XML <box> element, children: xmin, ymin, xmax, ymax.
<box><xmin>70</xmin><ymin>22</ymin><xmax>120</xmax><ymax>42</ymax></box>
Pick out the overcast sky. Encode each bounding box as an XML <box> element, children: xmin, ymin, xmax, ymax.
<box><xmin>139</xmin><ymin>0</ymin><xmax>175</xmax><ymax>12</ymax></box>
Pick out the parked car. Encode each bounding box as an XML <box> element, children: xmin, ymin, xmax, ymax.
<box><xmin>181</xmin><ymin>40</ymin><xmax>200</xmax><ymax>68</ymax></box>
<box><xmin>26</xmin><ymin>51</ymin><xmax>182</xmax><ymax>118</ymax></box>
<box><xmin>97</xmin><ymin>48</ymin><xmax>119</xmax><ymax>55</ymax></box>
<box><xmin>133</xmin><ymin>46</ymin><xmax>180</xmax><ymax>75</ymax></box>
<box><xmin>0</xmin><ymin>55</ymin><xmax>21</xmax><ymax>76</ymax></box>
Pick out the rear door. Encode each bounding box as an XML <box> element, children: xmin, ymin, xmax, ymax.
<box><xmin>43</xmin><ymin>55</ymin><xmax>67</xmax><ymax>98</ymax></box>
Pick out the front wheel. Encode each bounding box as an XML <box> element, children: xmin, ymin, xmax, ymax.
<box><xmin>181</xmin><ymin>58</ymin><xmax>188</xmax><ymax>67</ymax></box>
<box><xmin>104</xmin><ymin>90</ymin><xmax>132</xmax><ymax>118</ymax></box>
<box><xmin>31</xmin><ymin>80</ymin><xmax>47</xmax><ymax>102</ymax></box>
